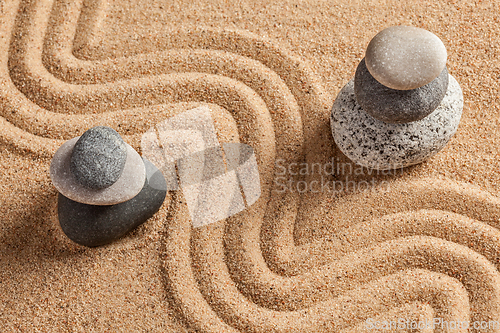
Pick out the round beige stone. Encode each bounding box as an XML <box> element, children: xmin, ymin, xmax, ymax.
<box><xmin>365</xmin><ymin>26</ymin><xmax>447</xmax><ymax>90</ymax></box>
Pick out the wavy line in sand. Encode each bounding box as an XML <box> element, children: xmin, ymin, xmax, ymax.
<box><xmin>3</xmin><ymin>0</ymin><xmax>327</xmax><ymax>159</ymax></box>
<box><xmin>159</xmin><ymin>175</ymin><xmax>500</xmax><ymax>331</ymax></box>
<box><xmin>163</xmin><ymin>190</ymin><xmax>484</xmax><ymax>332</ymax></box>
<box><xmin>225</xmin><ymin>179</ymin><xmax>500</xmax><ymax>310</ymax></box>
<box><xmin>260</xmin><ymin>177</ymin><xmax>500</xmax><ymax>276</ymax></box>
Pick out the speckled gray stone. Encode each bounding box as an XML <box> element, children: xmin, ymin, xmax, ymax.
<box><xmin>365</xmin><ymin>26</ymin><xmax>447</xmax><ymax>90</ymax></box>
<box><xmin>354</xmin><ymin>58</ymin><xmax>449</xmax><ymax>123</ymax></box>
<box><xmin>58</xmin><ymin>158</ymin><xmax>166</xmax><ymax>247</ymax></box>
<box><xmin>330</xmin><ymin>75</ymin><xmax>463</xmax><ymax>170</ymax></box>
<box><xmin>70</xmin><ymin>126</ymin><xmax>127</xmax><ymax>189</ymax></box>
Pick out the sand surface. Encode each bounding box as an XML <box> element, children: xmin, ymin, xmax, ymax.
<box><xmin>1</xmin><ymin>0</ymin><xmax>500</xmax><ymax>331</ymax></box>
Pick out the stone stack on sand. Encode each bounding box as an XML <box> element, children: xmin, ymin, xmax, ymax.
<box><xmin>330</xmin><ymin>26</ymin><xmax>464</xmax><ymax>170</ymax></box>
<box><xmin>50</xmin><ymin>126</ymin><xmax>167</xmax><ymax>247</ymax></box>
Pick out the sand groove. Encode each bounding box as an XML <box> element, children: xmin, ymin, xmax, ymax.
<box><xmin>164</xmin><ymin>192</ymin><xmax>475</xmax><ymax>332</ymax></box>
<box><xmin>260</xmin><ymin>178</ymin><xmax>500</xmax><ymax>276</ymax></box>
<box><xmin>2</xmin><ymin>0</ymin><xmax>500</xmax><ymax>332</ymax></box>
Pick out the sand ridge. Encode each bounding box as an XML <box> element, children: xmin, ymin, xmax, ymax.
<box><xmin>1</xmin><ymin>0</ymin><xmax>500</xmax><ymax>331</ymax></box>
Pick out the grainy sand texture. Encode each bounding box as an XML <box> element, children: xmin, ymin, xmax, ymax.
<box><xmin>1</xmin><ymin>0</ymin><xmax>500</xmax><ymax>332</ymax></box>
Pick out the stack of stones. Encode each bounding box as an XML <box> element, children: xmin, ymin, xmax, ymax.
<box><xmin>330</xmin><ymin>26</ymin><xmax>463</xmax><ymax>170</ymax></box>
<box><xmin>50</xmin><ymin>126</ymin><xmax>167</xmax><ymax>247</ymax></box>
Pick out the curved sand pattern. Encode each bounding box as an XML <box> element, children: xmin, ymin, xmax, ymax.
<box><xmin>1</xmin><ymin>0</ymin><xmax>500</xmax><ymax>331</ymax></box>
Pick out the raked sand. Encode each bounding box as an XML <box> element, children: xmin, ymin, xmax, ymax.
<box><xmin>1</xmin><ymin>0</ymin><xmax>500</xmax><ymax>331</ymax></box>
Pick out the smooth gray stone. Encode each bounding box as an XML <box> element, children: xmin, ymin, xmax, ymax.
<box><xmin>354</xmin><ymin>58</ymin><xmax>449</xmax><ymax>123</ymax></box>
<box><xmin>330</xmin><ymin>75</ymin><xmax>463</xmax><ymax>170</ymax></box>
<box><xmin>70</xmin><ymin>126</ymin><xmax>127</xmax><ymax>189</ymax></box>
<box><xmin>58</xmin><ymin>158</ymin><xmax>166</xmax><ymax>247</ymax></box>
<box><xmin>365</xmin><ymin>26</ymin><xmax>447</xmax><ymax>90</ymax></box>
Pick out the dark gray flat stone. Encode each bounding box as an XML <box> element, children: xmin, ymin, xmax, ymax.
<box><xmin>70</xmin><ymin>126</ymin><xmax>127</xmax><ymax>189</ymax></box>
<box><xmin>354</xmin><ymin>58</ymin><xmax>449</xmax><ymax>124</ymax></box>
<box><xmin>58</xmin><ymin>158</ymin><xmax>166</xmax><ymax>247</ymax></box>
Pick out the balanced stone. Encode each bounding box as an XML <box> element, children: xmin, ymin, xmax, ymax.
<box><xmin>58</xmin><ymin>158</ymin><xmax>167</xmax><ymax>247</ymax></box>
<box><xmin>330</xmin><ymin>75</ymin><xmax>463</xmax><ymax>170</ymax></box>
<box><xmin>365</xmin><ymin>26</ymin><xmax>447</xmax><ymax>90</ymax></box>
<box><xmin>354</xmin><ymin>58</ymin><xmax>449</xmax><ymax>123</ymax></box>
<box><xmin>70</xmin><ymin>126</ymin><xmax>127</xmax><ymax>189</ymax></box>
<box><xmin>50</xmin><ymin>137</ymin><xmax>146</xmax><ymax>206</ymax></box>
